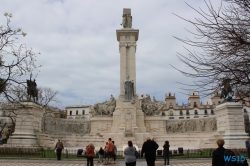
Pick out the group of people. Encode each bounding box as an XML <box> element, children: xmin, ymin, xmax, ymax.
<box><xmin>54</xmin><ymin>137</ymin><xmax>170</xmax><ymax>166</ymax></box>
<box><xmin>124</xmin><ymin>137</ymin><xmax>170</xmax><ymax>166</ymax></box>
<box><xmin>85</xmin><ymin>138</ymin><xmax>117</xmax><ymax>166</ymax></box>
<box><xmin>54</xmin><ymin>137</ymin><xmax>250</xmax><ymax>166</ymax></box>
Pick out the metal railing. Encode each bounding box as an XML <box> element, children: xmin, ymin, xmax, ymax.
<box><xmin>0</xmin><ymin>148</ymin><xmax>248</xmax><ymax>159</ymax></box>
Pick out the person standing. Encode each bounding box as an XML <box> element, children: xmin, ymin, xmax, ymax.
<box><xmin>212</xmin><ymin>139</ymin><xmax>226</xmax><ymax>166</ymax></box>
<box><xmin>98</xmin><ymin>147</ymin><xmax>104</xmax><ymax>163</ymax></box>
<box><xmin>54</xmin><ymin>139</ymin><xmax>64</xmax><ymax>160</ymax></box>
<box><xmin>124</xmin><ymin>141</ymin><xmax>136</xmax><ymax>166</ymax></box>
<box><xmin>112</xmin><ymin>141</ymin><xmax>117</xmax><ymax>164</ymax></box>
<box><xmin>104</xmin><ymin>142</ymin><xmax>108</xmax><ymax>161</ymax></box>
<box><xmin>141</xmin><ymin>137</ymin><xmax>159</xmax><ymax>166</ymax></box>
<box><xmin>163</xmin><ymin>141</ymin><xmax>170</xmax><ymax>166</ymax></box>
<box><xmin>105</xmin><ymin>138</ymin><xmax>114</xmax><ymax>165</ymax></box>
<box><xmin>86</xmin><ymin>143</ymin><xmax>95</xmax><ymax>166</ymax></box>
<box><xmin>246</xmin><ymin>137</ymin><xmax>250</xmax><ymax>159</ymax></box>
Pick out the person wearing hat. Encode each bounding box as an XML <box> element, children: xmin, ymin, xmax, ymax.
<box><xmin>98</xmin><ymin>146</ymin><xmax>104</xmax><ymax>163</ymax></box>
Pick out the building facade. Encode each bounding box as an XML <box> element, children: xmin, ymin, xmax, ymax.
<box><xmin>65</xmin><ymin>105</ymin><xmax>91</xmax><ymax>119</ymax></box>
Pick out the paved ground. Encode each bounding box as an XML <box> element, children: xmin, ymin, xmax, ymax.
<box><xmin>0</xmin><ymin>159</ymin><xmax>212</xmax><ymax>166</ymax></box>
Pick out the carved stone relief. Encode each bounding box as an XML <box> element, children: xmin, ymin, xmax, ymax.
<box><xmin>42</xmin><ymin>116</ymin><xmax>90</xmax><ymax>134</ymax></box>
<box><xmin>166</xmin><ymin>117</ymin><xmax>217</xmax><ymax>133</ymax></box>
<box><xmin>125</xmin><ymin>110</ymin><xmax>133</xmax><ymax>132</ymax></box>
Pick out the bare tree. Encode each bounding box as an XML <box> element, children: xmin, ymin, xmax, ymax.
<box><xmin>0</xmin><ymin>13</ymin><xmax>40</xmax><ymax>103</ymax></box>
<box><xmin>0</xmin><ymin>86</ymin><xmax>60</xmax><ymax>137</ymax></box>
<box><xmin>173</xmin><ymin>0</ymin><xmax>250</xmax><ymax>102</ymax></box>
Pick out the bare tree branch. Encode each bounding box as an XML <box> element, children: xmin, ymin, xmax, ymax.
<box><xmin>173</xmin><ymin>0</ymin><xmax>250</xmax><ymax>103</ymax></box>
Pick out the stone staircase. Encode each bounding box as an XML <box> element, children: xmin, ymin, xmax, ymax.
<box><xmin>37</xmin><ymin>133</ymin><xmax>55</xmax><ymax>150</ymax></box>
<box><xmin>153</xmin><ymin>132</ymin><xmax>218</xmax><ymax>150</ymax></box>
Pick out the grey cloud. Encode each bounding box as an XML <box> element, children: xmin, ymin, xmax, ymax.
<box><xmin>0</xmin><ymin>0</ymin><xmax>223</xmax><ymax>109</ymax></box>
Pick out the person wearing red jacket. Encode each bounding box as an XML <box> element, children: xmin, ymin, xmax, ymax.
<box><xmin>86</xmin><ymin>143</ymin><xmax>95</xmax><ymax>166</ymax></box>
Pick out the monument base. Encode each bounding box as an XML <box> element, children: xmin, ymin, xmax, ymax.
<box><xmin>6</xmin><ymin>102</ymin><xmax>44</xmax><ymax>148</ymax></box>
<box><xmin>215</xmin><ymin>102</ymin><xmax>248</xmax><ymax>149</ymax></box>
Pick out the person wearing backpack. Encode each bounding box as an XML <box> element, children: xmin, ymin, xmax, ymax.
<box><xmin>245</xmin><ymin>137</ymin><xmax>250</xmax><ymax>159</ymax></box>
<box><xmin>54</xmin><ymin>139</ymin><xmax>64</xmax><ymax>160</ymax></box>
<box><xmin>212</xmin><ymin>139</ymin><xmax>226</xmax><ymax>166</ymax></box>
<box><xmin>86</xmin><ymin>143</ymin><xmax>95</xmax><ymax>166</ymax></box>
<box><xmin>97</xmin><ymin>147</ymin><xmax>104</xmax><ymax>163</ymax></box>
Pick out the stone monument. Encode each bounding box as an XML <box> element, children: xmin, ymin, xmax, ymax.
<box><xmin>6</xmin><ymin>102</ymin><xmax>44</xmax><ymax>148</ymax></box>
<box><xmin>109</xmin><ymin>8</ymin><xmax>151</xmax><ymax>147</ymax></box>
<box><xmin>215</xmin><ymin>102</ymin><xmax>248</xmax><ymax>148</ymax></box>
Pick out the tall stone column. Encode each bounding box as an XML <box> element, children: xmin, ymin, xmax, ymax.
<box><xmin>119</xmin><ymin>42</ymin><xmax>127</xmax><ymax>95</ymax></box>
<box><xmin>128</xmin><ymin>42</ymin><xmax>137</xmax><ymax>94</ymax></box>
<box><xmin>117</xmin><ymin>30</ymin><xmax>139</xmax><ymax>100</ymax></box>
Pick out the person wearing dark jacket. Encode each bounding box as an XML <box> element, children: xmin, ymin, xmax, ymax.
<box><xmin>212</xmin><ymin>139</ymin><xmax>226</xmax><ymax>166</ymax></box>
<box><xmin>98</xmin><ymin>147</ymin><xmax>104</xmax><ymax>163</ymax></box>
<box><xmin>54</xmin><ymin>139</ymin><xmax>64</xmax><ymax>160</ymax></box>
<box><xmin>163</xmin><ymin>141</ymin><xmax>170</xmax><ymax>166</ymax></box>
<box><xmin>141</xmin><ymin>137</ymin><xmax>159</xmax><ymax>166</ymax></box>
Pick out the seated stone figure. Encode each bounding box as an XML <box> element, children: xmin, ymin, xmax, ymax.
<box><xmin>94</xmin><ymin>95</ymin><xmax>116</xmax><ymax>116</ymax></box>
<box><xmin>141</xmin><ymin>95</ymin><xmax>165</xmax><ymax>115</ymax></box>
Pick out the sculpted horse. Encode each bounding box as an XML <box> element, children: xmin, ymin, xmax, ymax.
<box><xmin>220</xmin><ymin>79</ymin><xmax>233</xmax><ymax>100</ymax></box>
<box><xmin>27</xmin><ymin>79</ymin><xmax>38</xmax><ymax>102</ymax></box>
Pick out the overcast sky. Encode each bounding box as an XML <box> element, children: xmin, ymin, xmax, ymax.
<box><xmin>1</xmin><ymin>0</ymin><xmax>224</xmax><ymax>109</ymax></box>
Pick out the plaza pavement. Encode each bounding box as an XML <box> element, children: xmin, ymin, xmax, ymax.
<box><xmin>0</xmin><ymin>158</ymin><xmax>212</xmax><ymax>166</ymax></box>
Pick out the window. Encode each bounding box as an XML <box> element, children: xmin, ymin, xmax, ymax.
<box><xmin>180</xmin><ymin>110</ymin><xmax>183</xmax><ymax>115</ymax></box>
<box><xmin>186</xmin><ymin>110</ymin><xmax>189</xmax><ymax>115</ymax></box>
<box><xmin>204</xmin><ymin>110</ymin><xmax>207</xmax><ymax>114</ymax></box>
<box><xmin>169</xmin><ymin>103</ymin><xmax>173</xmax><ymax>108</ymax></box>
<box><xmin>194</xmin><ymin>102</ymin><xmax>197</xmax><ymax>107</ymax></box>
<box><xmin>76</xmin><ymin>110</ymin><xmax>78</xmax><ymax>115</ymax></box>
<box><xmin>70</xmin><ymin>111</ymin><xmax>72</xmax><ymax>115</ymax></box>
<box><xmin>195</xmin><ymin>110</ymin><xmax>198</xmax><ymax>115</ymax></box>
<box><xmin>211</xmin><ymin>110</ymin><xmax>214</xmax><ymax>114</ymax></box>
<box><xmin>82</xmin><ymin>110</ymin><xmax>85</xmax><ymax>115</ymax></box>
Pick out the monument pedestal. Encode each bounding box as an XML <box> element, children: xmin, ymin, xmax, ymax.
<box><xmin>215</xmin><ymin>102</ymin><xmax>247</xmax><ymax>148</ymax></box>
<box><xmin>7</xmin><ymin>102</ymin><xmax>44</xmax><ymax>147</ymax></box>
<box><xmin>109</xmin><ymin>95</ymin><xmax>151</xmax><ymax>148</ymax></box>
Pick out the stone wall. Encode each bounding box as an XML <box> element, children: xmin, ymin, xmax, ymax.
<box><xmin>41</xmin><ymin>114</ymin><xmax>90</xmax><ymax>134</ymax></box>
<box><xmin>166</xmin><ymin>117</ymin><xmax>217</xmax><ymax>133</ymax></box>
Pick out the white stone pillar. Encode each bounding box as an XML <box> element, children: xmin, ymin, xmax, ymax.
<box><xmin>215</xmin><ymin>102</ymin><xmax>248</xmax><ymax>148</ymax></box>
<box><xmin>116</xmin><ymin>30</ymin><xmax>139</xmax><ymax>99</ymax></box>
<box><xmin>128</xmin><ymin>41</ymin><xmax>136</xmax><ymax>94</ymax></box>
<box><xmin>119</xmin><ymin>42</ymin><xmax>127</xmax><ymax>95</ymax></box>
<box><xmin>7</xmin><ymin>102</ymin><xmax>44</xmax><ymax>147</ymax></box>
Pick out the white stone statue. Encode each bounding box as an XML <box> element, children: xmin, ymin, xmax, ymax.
<box><xmin>120</xmin><ymin>9</ymin><xmax>132</xmax><ymax>28</ymax></box>
<box><xmin>94</xmin><ymin>94</ymin><xmax>116</xmax><ymax>115</ymax></box>
<box><xmin>141</xmin><ymin>95</ymin><xmax>165</xmax><ymax>115</ymax></box>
